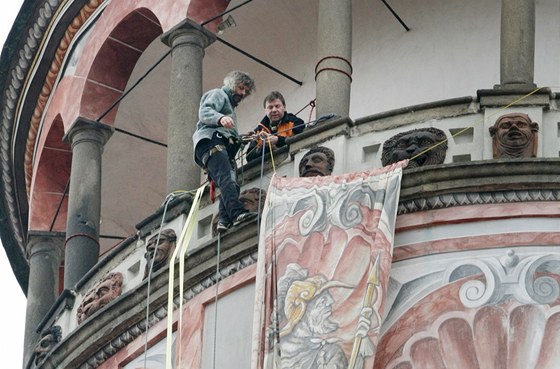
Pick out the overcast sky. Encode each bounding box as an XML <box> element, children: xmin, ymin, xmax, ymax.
<box><xmin>1</xmin><ymin>1</ymin><xmax>28</xmax><ymax>367</ymax></box>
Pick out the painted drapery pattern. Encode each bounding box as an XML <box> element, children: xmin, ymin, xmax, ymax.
<box><xmin>252</xmin><ymin>162</ymin><xmax>406</xmax><ymax>369</ymax></box>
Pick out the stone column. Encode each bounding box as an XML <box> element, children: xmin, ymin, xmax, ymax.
<box><xmin>499</xmin><ymin>0</ymin><xmax>536</xmax><ymax>87</ymax></box>
<box><xmin>23</xmin><ymin>231</ymin><xmax>64</xmax><ymax>367</ymax></box>
<box><xmin>63</xmin><ymin>117</ymin><xmax>113</xmax><ymax>289</ymax></box>
<box><xmin>316</xmin><ymin>0</ymin><xmax>353</xmax><ymax>118</ymax></box>
<box><xmin>161</xmin><ymin>19</ymin><xmax>216</xmax><ymax>194</ymax></box>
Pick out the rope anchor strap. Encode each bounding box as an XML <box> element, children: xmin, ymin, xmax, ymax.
<box><xmin>165</xmin><ymin>184</ymin><xmax>206</xmax><ymax>369</ymax></box>
<box><xmin>314</xmin><ymin>55</ymin><xmax>353</xmax><ymax>81</ymax></box>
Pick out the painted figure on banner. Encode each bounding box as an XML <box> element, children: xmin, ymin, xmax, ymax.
<box><xmin>489</xmin><ymin>112</ymin><xmax>539</xmax><ymax>158</ymax></box>
<box><xmin>271</xmin><ymin>262</ymin><xmax>380</xmax><ymax>369</ymax></box>
<box><xmin>253</xmin><ymin>162</ymin><xmax>406</xmax><ymax>369</ymax></box>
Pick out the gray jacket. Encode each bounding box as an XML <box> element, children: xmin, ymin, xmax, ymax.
<box><xmin>192</xmin><ymin>87</ymin><xmax>241</xmax><ymax>152</ymax></box>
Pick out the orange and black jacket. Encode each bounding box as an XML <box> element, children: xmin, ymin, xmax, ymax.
<box><xmin>246</xmin><ymin>113</ymin><xmax>304</xmax><ymax>161</ymax></box>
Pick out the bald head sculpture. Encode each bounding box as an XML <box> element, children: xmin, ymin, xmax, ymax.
<box><xmin>489</xmin><ymin>113</ymin><xmax>539</xmax><ymax>159</ymax></box>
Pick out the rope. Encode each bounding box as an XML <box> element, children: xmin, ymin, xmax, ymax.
<box><xmin>212</xmin><ymin>233</ymin><xmax>222</xmax><ymax>369</ymax></box>
<box><xmin>64</xmin><ymin>233</ymin><xmax>99</xmax><ymax>248</ymax></box>
<box><xmin>294</xmin><ymin>99</ymin><xmax>316</xmax><ymax>117</ymax></box>
<box><xmin>241</xmin><ymin>113</ymin><xmax>332</xmax><ymax>164</ymax></box>
<box><xmin>96</xmin><ymin>0</ymin><xmax>257</xmax><ymax>123</ymax></box>
<box><xmin>49</xmin><ymin>177</ymin><xmax>70</xmax><ymax>232</ymax></box>
<box><xmin>315</xmin><ymin>55</ymin><xmax>353</xmax><ymax>82</ymax></box>
<box><xmin>307</xmin><ymin>100</ymin><xmax>316</xmax><ymax>123</ymax></box>
<box><xmin>143</xmin><ymin>193</ymin><xmax>174</xmax><ymax>369</ymax></box>
<box><xmin>410</xmin><ymin>86</ymin><xmax>544</xmax><ymax>162</ymax></box>
<box><xmin>165</xmin><ymin>184</ymin><xmax>206</xmax><ymax>369</ymax></box>
<box><xmin>268</xmin><ymin>174</ymin><xmax>281</xmax><ymax>366</ymax></box>
<box><xmin>266</xmin><ymin>136</ymin><xmax>277</xmax><ymax>173</ymax></box>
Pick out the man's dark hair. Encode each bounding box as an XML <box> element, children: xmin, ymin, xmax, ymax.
<box><xmin>263</xmin><ymin>91</ymin><xmax>286</xmax><ymax>108</ymax></box>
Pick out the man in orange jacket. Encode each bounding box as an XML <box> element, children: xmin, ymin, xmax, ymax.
<box><xmin>246</xmin><ymin>91</ymin><xmax>304</xmax><ymax>161</ymax></box>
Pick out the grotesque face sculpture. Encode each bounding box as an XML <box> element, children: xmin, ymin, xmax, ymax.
<box><xmin>143</xmin><ymin>229</ymin><xmax>177</xmax><ymax>279</ymax></box>
<box><xmin>211</xmin><ymin>188</ymin><xmax>267</xmax><ymax>235</ymax></box>
<box><xmin>299</xmin><ymin>147</ymin><xmax>335</xmax><ymax>177</ymax></box>
<box><xmin>239</xmin><ymin>188</ymin><xmax>267</xmax><ymax>213</ymax></box>
<box><xmin>489</xmin><ymin>113</ymin><xmax>539</xmax><ymax>159</ymax></box>
<box><xmin>34</xmin><ymin>325</ymin><xmax>62</xmax><ymax>365</ymax></box>
<box><xmin>77</xmin><ymin>272</ymin><xmax>123</xmax><ymax>324</ymax></box>
<box><xmin>381</xmin><ymin>127</ymin><xmax>448</xmax><ymax>168</ymax></box>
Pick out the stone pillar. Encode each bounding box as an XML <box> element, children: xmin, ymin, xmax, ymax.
<box><xmin>316</xmin><ymin>0</ymin><xmax>352</xmax><ymax>118</ymax></box>
<box><xmin>499</xmin><ymin>0</ymin><xmax>536</xmax><ymax>87</ymax></box>
<box><xmin>63</xmin><ymin>117</ymin><xmax>113</xmax><ymax>289</ymax></box>
<box><xmin>161</xmin><ymin>19</ymin><xmax>216</xmax><ymax>194</ymax></box>
<box><xmin>23</xmin><ymin>231</ymin><xmax>64</xmax><ymax>367</ymax></box>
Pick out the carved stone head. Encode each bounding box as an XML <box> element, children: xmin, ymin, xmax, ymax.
<box><xmin>33</xmin><ymin>325</ymin><xmax>62</xmax><ymax>365</ymax></box>
<box><xmin>381</xmin><ymin>127</ymin><xmax>448</xmax><ymax>168</ymax></box>
<box><xmin>489</xmin><ymin>113</ymin><xmax>539</xmax><ymax>159</ymax></box>
<box><xmin>212</xmin><ymin>188</ymin><xmax>267</xmax><ymax>235</ymax></box>
<box><xmin>299</xmin><ymin>146</ymin><xmax>335</xmax><ymax>177</ymax></box>
<box><xmin>239</xmin><ymin>188</ymin><xmax>267</xmax><ymax>213</ymax></box>
<box><xmin>143</xmin><ymin>229</ymin><xmax>177</xmax><ymax>279</ymax></box>
<box><xmin>77</xmin><ymin>272</ymin><xmax>123</xmax><ymax>324</ymax></box>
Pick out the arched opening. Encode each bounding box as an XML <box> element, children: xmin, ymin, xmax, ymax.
<box><xmin>28</xmin><ymin>116</ymin><xmax>71</xmax><ymax>232</ymax></box>
<box><xmin>79</xmin><ymin>8</ymin><xmax>163</xmax><ymax>124</ymax></box>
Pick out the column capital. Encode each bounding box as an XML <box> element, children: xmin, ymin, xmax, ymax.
<box><xmin>63</xmin><ymin>117</ymin><xmax>114</xmax><ymax>148</ymax></box>
<box><xmin>161</xmin><ymin>18</ymin><xmax>216</xmax><ymax>49</ymax></box>
<box><xmin>27</xmin><ymin>231</ymin><xmax>65</xmax><ymax>256</ymax></box>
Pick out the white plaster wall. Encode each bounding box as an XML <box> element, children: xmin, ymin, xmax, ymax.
<box><xmin>349</xmin><ymin>0</ymin><xmax>560</xmax><ymax>118</ymax></box>
<box><xmin>202</xmin><ymin>282</ymin><xmax>255</xmax><ymax>369</ymax></box>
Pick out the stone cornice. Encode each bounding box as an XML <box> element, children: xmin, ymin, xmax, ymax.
<box><xmin>398</xmin><ymin>159</ymin><xmax>560</xmax><ymax>213</ymax></box>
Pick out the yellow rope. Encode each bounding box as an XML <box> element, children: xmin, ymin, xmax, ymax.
<box><xmin>266</xmin><ymin>135</ymin><xmax>277</xmax><ymax>173</ymax></box>
<box><xmin>165</xmin><ymin>184</ymin><xmax>206</xmax><ymax>369</ymax></box>
<box><xmin>410</xmin><ymin>86</ymin><xmax>544</xmax><ymax>161</ymax></box>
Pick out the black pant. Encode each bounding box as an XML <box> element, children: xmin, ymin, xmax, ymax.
<box><xmin>196</xmin><ymin>143</ymin><xmax>246</xmax><ymax>224</ymax></box>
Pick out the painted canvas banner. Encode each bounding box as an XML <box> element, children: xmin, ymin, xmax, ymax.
<box><xmin>251</xmin><ymin>161</ymin><xmax>407</xmax><ymax>369</ymax></box>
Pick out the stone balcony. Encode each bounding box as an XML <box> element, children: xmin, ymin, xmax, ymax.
<box><xmin>30</xmin><ymin>89</ymin><xmax>560</xmax><ymax>368</ymax></box>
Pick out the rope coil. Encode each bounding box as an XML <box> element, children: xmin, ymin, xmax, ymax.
<box><xmin>315</xmin><ymin>55</ymin><xmax>353</xmax><ymax>81</ymax></box>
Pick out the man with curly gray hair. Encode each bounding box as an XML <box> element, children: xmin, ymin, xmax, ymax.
<box><xmin>193</xmin><ymin>71</ymin><xmax>257</xmax><ymax>233</ymax></box>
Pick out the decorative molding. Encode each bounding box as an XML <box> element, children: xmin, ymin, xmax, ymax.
<box><xmin>2</xmin><ymin>0</ymin><xmax>67</xmax><ymax>255</ymax></box>
<box><xmin>398</xmin><ymin>189</ymin><xmax>560</xmax><ymax>214</ymax></box>
<box><xmin>444</xmin><ymin>249</ymin><xmax>560</xmax><ymax>308</ymax></box>
<box><xmin>77</xmin><ymin>252</ymin><xmax>258</xmax><ymax>369</ymax></box>
<box><xmin>384</xmin><ymin>302</ymin><xmax>560</xmax><ymax>369</ymax></box>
